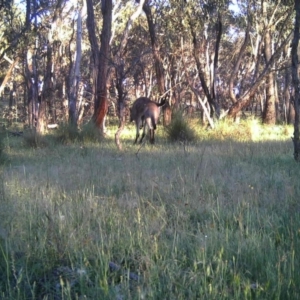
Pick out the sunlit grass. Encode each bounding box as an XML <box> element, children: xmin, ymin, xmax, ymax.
<box><xmin>0</xmin><ymin>119</ymin><xmax>299</xmax><ymax>299</ymax></box>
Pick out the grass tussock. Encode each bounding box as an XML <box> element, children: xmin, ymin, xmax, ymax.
<box><xmin>56</xmin><ymin>122</ymin><xmax>81</xmax><ymax>143</ymax></box>
<box><xmin>22</xmin><ymin>129</ymin><xmax>49</xmax><ymax>148</ymax></box>
<box><xmin>53</xmin><ymin>122</ymin><xmax>102</xmax><ymax>145</ymax></box>
<box><xmin>165</xmin><ymin>111</ymin><xmax>197</xmax><ymax>142</ymax></box>
<box><xmin>0</xmin><ymin>120</ymin><xmax>299</xmax><ymax>299</ymax></box>
<box><xmin>0</xmin><ymin>132</ymin><xmax>8</xmax><ymax>164</ymax></box>
<box><xmin>80</xmin><ymin>121</ymin><xmax>103</xmax><ymax>143</ymax></box>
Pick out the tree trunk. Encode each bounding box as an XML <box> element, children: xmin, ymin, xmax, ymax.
<box><xmin>38</xmin><ymin>39</ymin><xmax>53</xmax><ymax>134</ymax></box>
<box><xmin>26</xmin><ymin>46</ymin><xmax>39</xmax><ymax>129</ymax></box>
<box><xmin>115</xmin><ymin>77</ymin><xmax>126</xmax><ymax>150</ymax></box>
<box><xmin>86</xmin><ymin>0</ymin><xmax>112</xmax><ymax>135</ymax></box>
<box><xmin>292</xmin><ymin>0</ymin><xmax>300</xmax><ymax>161</ymax></box>
<box><xmin>69</xmin><ymin>6</ymin><xmax>84</xmax><ymax>127</ymax></box>
<box><xmin>228</xmin><ymin>20</ymin><xmax>251</xmax><ymax>104</ymax></box>
<box><xmin>188</xmin><ymin>17</ymin><xmax>217</xmax><ymax>119</ymax></box>
<box><xmin>143</xmin><ymin>0</ymin><xmax>171</xmax><ymax>125</ymax></box>
<box><xmin>94</xmin><ymin>0</ymin><xmax>112</xmax><ymax>134</ymax></box>
<box><xmin>228</xmin><ymin>31</ymin><xmax>292</xmax><ymax>120</ymax></box>
<box><xmin>114</xmin><ymin>0</ymin><xmax>145</xmax><ymax>149</ymax></box>
<box><xmin>262</xmin><ymin>27</ymin><xmax>276</xmax><ymax>124</ymax></box>
<box><xmin>283</xmin><ymin>44</ymin><xmax>294</xmax><ymax>124</ymax></box>
<box><xmin>86</xmin><ymin>0</ymin><xmax>99</xmax><ymax>111</ymax></box>
<box><xmin>211</xmin><ymin>13</ymin><xmax>222</xmax><ymax>104</ymax></box>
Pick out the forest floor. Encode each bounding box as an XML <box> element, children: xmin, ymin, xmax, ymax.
<box><xmin>0</xmin><ymin>119</ymin><xmax>299</xmax><ymax>299</ymax></box>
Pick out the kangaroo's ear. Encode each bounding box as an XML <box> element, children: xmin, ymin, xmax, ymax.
<box><xmin>159</xmin><ymin>99</ymin><xmax>166</xmax><ymax>106</ymax></box>
<box><xmin>163</xmin><ymin>92</ymin><xmax>170</xmax><ymax>103</ymax></box>
<box><xmin>160</xmin><ymin>93</ymin><xmax>170</xmax><ymax>105</ymax></box>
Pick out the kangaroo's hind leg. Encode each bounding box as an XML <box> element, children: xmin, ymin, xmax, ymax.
<box><xmin>140</xmin><ymin>116</ymin><xmax>145</xmax><ymax>129</ymax></box>
<box><xmin>149</xmin><ymin>129</ymin><xmax>155</xmax><ymax>144</ymax></box>
<box><xmin>134</xmin><ymin>118</ymin><xmax>142</xmax><ymax>144</ymax></box>
<box><xmin>139</xmin><ymin>117</ymin><xmax>151</xmax><ymax>143</ymax></box>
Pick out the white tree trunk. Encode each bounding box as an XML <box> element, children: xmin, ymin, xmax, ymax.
<box><xmin>69</xmin><ymin>4</ymin><xmax>85</xmax><ymax>126</ymax></box>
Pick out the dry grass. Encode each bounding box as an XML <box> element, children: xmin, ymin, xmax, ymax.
<box><xmin>0</xmin><ymin>120</ymin><xmax>299</xmax><ymax>299</ymax></box>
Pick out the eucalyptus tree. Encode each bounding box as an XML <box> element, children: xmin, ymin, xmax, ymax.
<box><xmin>227</xmin><ymin>0</ymin><xmax>294</xmax><ymax>121</ymax></box>
<box><xmin>164</xmin><ymin>0</ymin><xmax>227</xmax><ymax>127</ymax></box>
<box><xmin>142</xmin><ymin>0</ymin><xmax>172</xmax><ymax>125</ymax></box>
<box><xmin>283</xmin><ymin>43</ymin><xmax>294</xmax><ymax>124</ymax></box>
<box><xmin>260</xmin><ymin>0</ymin><xmax>294</xmax><ymax>124</ymax></box>
<box><xmin>292</xmin><ymin>0</ymin><xmax>300</xmax><ymax>161</ymax></box>
<box><xmin>13</xmin><ymin>0</ymin><xmax>82</xmax><ymax>132</ymax></box>
<box><xmin>37</xmin><ymin>0</ymin><xmax>69</xmax><ymax>133</ymax></box>
<box><xmin>86</xmin><ymin>0</ymin><xmax>112</xmax><ymax>135</ymax></box>
<box><xmin>0</xmin><ymin>0</ymin><xmax>30</xmax><ymax>102</ymax></box>
<box><xmin>0</xmin><ymin>0</ymin><xmax>31</xmax><ymax>61</ymax></box>
<box><xmin>68</xmin><ymin>2</ymin><xmax>86</xmax><ymax>127</ymax></box>
<box><xmin>112</xmin><ymin>0</ymin><xmax>146</xmax><ymax>150</ymax></box>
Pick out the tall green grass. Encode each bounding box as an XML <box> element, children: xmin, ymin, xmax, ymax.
<box><xmin>0</xmin><ymin>120</ymin><xmax>299</xmax><ymax>299</ymax></box>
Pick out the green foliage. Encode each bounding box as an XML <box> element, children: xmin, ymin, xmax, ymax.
<box><xmin>165</xmin><ymin>111</ymin><xmax>197</xmax><ymax>142</ymax></box>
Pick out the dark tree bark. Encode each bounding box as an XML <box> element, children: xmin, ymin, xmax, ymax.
<box><xmin>292</xmin><ymin>0</ymin><xmax>300</xmax><ymax>161</ymax></box>
<box><xmin>94</xmin><ymin>0</ymin><xmax>112</xmax><ymax>133</ymax></box>
<box><xmin>25</xmin><ymin>0</ymin><xmax>39</xmax><ymax>131</ymax></box>
<box><xmin>283</xmin><ymin>44</ymin><xmax>294</xmax><ymax>124</ymax></box>
<box><xmin>86</xmin><ymin>0</ymin><xmax>99</xmax><ymax>107</ymax></box>
<box><xmin>211</xmin><ymin>13</ymin><xmax>222</xmax><ymax>102</ymax></box>
<box><xmin>86</xmin><ymin>0</ymin><xmax>112</xmax><ymax>134</ymax></box>
<box><xmin>114</xmin><ymin>64</ymin><xmax>126</xmax><ymax>150</ymax></box>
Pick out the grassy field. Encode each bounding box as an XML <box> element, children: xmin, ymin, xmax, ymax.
<box><xmin>0</xmin><ymin>119</ymin><xmax>299</xmax><ymax>299</ymax></box>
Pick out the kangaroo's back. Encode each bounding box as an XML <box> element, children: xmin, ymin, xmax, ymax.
<box><xmin>143</xmin><ymin>102</ymin><xmax>161</xmax><ymax>130</ymax></box>
<box><xmin>130</xmin><ymin>96</ymin><xmax>167</xmax><ymax>144</ymax></box>
<box><xmin>130</xmin><ymin>97</ymin><xmax>152</xmax><ymax>122</ymax></box>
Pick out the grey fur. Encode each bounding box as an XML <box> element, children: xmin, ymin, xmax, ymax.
<box><xmin>130</xmin><ymin>97</ymin><xmax>166</xmax><ymax>144</ymax></box>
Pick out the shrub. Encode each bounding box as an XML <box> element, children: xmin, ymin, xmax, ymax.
<box><xmin>79</xmin><ymin>122</ymin><xmax>102</xmax><ymax>143</ymax></box>
<box><xmin>55</xmin><ymin>123</ymin><xmax>80</xmax><ymax>144</ymax></box>
<box><xmin>23</xmin><ymin>129</ymin><xmax>49</xmax><ymax>148</ymax></box>
<box><xmin>54</xmin><ymin>122</ymin><xmax>102</xmax><ymax>145</ymax></box>
<box><xmin>165</xmin><ymin>111</ymin><xmax>197</xmax><ymax>142</ymax></box>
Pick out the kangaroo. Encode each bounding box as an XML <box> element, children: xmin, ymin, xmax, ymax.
<box><xmin>130</xmin><ymin>96</ymin><xmax>167</xmax><ymax>144</ymax></box>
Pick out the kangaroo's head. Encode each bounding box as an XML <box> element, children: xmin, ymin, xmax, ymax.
<box><xmin>158</xmin><ymin>93</ymin><xmax>170</xmax><ymax>107</ymax></box>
